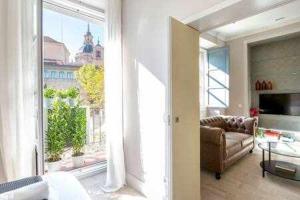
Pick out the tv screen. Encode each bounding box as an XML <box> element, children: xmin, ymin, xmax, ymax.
<box><xmin>259</xmin><ymin>93</ymin><xmax>300</xmax><ymax>116</ymax></box>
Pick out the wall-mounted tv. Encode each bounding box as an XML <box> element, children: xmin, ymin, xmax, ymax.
<box><xmin>259</xmin><ymin>93</ymin><xmax>300</xmax><ymax>116</ymax></box>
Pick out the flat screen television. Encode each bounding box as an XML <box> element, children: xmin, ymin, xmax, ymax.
<box><xmin>259</xmin><ymin>93</ymin><xmax>300</xmax><ymax>116</ymax></box>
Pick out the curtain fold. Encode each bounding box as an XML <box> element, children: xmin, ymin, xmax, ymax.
<box><xmin>102</xmin><ymin>0</ymin><xmax>126</xmax><ymax>192</ymax></box>
<box><xmin>0</xmin><ymin>0</ymin><xmax>38</xmax><ymax>182</ymax></box>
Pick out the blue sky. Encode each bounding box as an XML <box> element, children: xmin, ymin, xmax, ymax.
<box><xmin>43</xmin><ymin>8</ymin><xmax>104</xmax><ymax>61</ymax></box>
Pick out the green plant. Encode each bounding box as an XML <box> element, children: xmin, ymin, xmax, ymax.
<box><xmin>44</xmin><ymin>88</ymin><xmax>56</xmax><ymax>99</ymax></box>
<box><xmin>57</xmin><ymin>90</ymin><xmax>68</xmax><ymax>99</ymax></box>
<box><xmin>46</xmin><ymin>99</ymin><xmax>71</xmax><ymax>162</ymax></box>
<box><xmin>257</xmin><ymin>128</ymin><xmax>264</xmax><ymax>138</ymax></box>
<box><xmin>67</xmin><ymin>87</ymin><xmax>80</xmax><ymax>99</ymax></box>
<box><xmin>70</xmin><ymin>105</ymin><xmax>87</xmax><ymax>156</ymax></box>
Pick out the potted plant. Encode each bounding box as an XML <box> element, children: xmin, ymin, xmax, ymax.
<box><xmin>56</xmin><ymin>90</ymin><xmax>68</xmax><ymax>102</ymax></box>
<box><xmin>43</xmin><ymin>88</ymin><xmax>56</xmax><ymax>108</ymax></box>
<box><xmin>67</xmin><ymin>87</ymin><xmax>79</xmax><ymax>107</ymax></box>
<box><xmin>46</xmin><ymin>100</ymin><xmax>69</xmax><ymax>172</ymax></box>
<box><xmin>71</xmin><ymin>105</ymin><xmax>87</xmax><ymax>168</ymax></box>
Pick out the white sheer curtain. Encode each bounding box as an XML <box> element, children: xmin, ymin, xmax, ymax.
<box><xmin>102</xmin><ymin>0</ymin><xmax>126</xmax><ymax>192</ymax></box>
<box><xmin>0</xmin><ymin>0</ymin><xmax>38</xmax><ymax>182</ymax></box>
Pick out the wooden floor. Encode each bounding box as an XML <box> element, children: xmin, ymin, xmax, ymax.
<box><xmin>201</xmin><ymin>147</ymin><xmax>300</xmax><ymax>200</ymax></box>
<box><xmin>80</xmin><ymin>147</ymin><xmax>300</xmax><ymax>200</ymax></box>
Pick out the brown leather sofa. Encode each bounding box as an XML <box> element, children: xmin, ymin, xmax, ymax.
<box><xmin>200</xmin><ymin>116</ymin><xmax>257</xmax><ymax>179</ymax></box>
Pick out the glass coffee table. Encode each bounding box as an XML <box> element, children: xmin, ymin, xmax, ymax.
<box><xmin>258</xmin><ymin>141</ymin><xmax>300</xmax><ymax>181</ymax></box>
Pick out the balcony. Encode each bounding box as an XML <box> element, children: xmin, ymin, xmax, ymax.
<box><xmin>43</xmin><ymin>84</ymin><xmax>106</xmax><ymax>173</ymax></box>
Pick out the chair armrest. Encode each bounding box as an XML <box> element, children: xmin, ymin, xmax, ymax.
<box><xmin>200</xmin><ymin>126</ymin><xmax>225</xmax><ymax>145</ymax></box>
<box><xmin>244</xmin><ymin>118</ymin><xmax>258</xmax><ymax>135</ymax></box>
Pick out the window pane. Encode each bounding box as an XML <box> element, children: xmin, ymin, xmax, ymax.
<box><xmin>59</xmin><ymin>71</ymin><xmax>64</xmax><ymax>79</ymax></box>
<box><xmin>51</xmin><ymin>71</ymin><xmax>56</xmax><ymax>78</ymax></box>
<box><xmin>208</xmin><ymin>70</ymin><xmax>228</xmax><ymax>87</ymax></box>
<box><xmin>208</xmin><ymin>47</ymin><xmax>229</xmax><ymax>73</ymax></box>
<box><xmin>207</xmin><ymin>47</ymin><xmax>229</xmax><ymax>107</ymax></box>
<box><xmin>208</xmin><ymin>89</ymin><xmax>228</xmax><ymax>107</ymax></box>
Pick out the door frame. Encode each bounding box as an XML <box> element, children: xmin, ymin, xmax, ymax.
<box><xmin>37</xmin><ymin>0</ymin><xmax>45</xmax><ymax>175</ymax></box>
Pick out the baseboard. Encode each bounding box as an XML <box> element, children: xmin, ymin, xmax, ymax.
<box><xmin>126</xmin><ymin>172</ymin><xmax>147</xmax><ymax>196</ymax></box>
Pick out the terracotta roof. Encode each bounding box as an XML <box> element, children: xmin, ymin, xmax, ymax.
<box><xmin>44</xmin><ymin>36</ymin><xmax>63</xmax><ymax>44</ymax></box>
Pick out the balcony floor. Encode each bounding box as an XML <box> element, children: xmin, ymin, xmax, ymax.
<box><xmin>80</xmin><ymin>172</ymin><xmax>146</xmax><ymax>200</ymax></box>
<box><xmin>58</xmin><ymin>151</ymin><xmax>106</xmax><ymax>171</ymax></box>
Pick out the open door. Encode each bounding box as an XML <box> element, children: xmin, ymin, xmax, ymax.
<box><xmin>170</xmin><ymin>18</ymin><xmax>200</xmax><ymax>200</ymax></box>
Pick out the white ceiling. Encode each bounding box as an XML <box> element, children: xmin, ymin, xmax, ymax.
<box><xmin>208</xmin><ymin>0</ymin><xmax>300</xmax><ymax>41</ymax></box>
<box><xmin>200</xmin><ymin>38</ymin><xmax>218</xmax><ymax>49</ymax></box>
<box><xmin>188</xmin><ymin>0</ymin><xmax>295</xmax><ymax>33</ymax></box>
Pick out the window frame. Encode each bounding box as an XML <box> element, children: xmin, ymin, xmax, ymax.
<box><xmin>43</xmin><ymin>0</ymin><xmax>104</xmax><ymax>25</ymax></box>
<box><xmin>199</xmin><ymin>48</ymin><xmax>208</xmax><ymax>108</ymax></box>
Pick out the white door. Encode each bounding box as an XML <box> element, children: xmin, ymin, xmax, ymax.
<box><xmin>170</xmin><ymin>17</ymin><xmax>201</xmax><ymax>200</ymax></box>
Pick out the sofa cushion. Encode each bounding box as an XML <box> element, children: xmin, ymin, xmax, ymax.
<box><xmin>225</xmin><ymin>139</ymin><xmax>242</xmax><ymax>158</ymax></box>
<box><xmin>241</xmin><ymin>135</ymin><xmax>254</xmax><ymax>147</ymax></box>
<box><xmin>225</xmin><ymin>132</ymin><xmax>253</xmax><ymax>147</ymax></box>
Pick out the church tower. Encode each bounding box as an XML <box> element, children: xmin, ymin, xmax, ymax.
<box><xmin>83</xmin><ymin>24</ymin><xmax>94</xmax><ymax>53</ymax></box>
<box><xmin>75</xmin><ymin>24</ymin><xmax>104</xmax><ymax>66</ymax></box>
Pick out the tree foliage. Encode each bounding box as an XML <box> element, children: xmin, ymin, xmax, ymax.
<box><xmin>75</xmin><ymin>64</ymin><xmax>104</xmax><ymax>108</ymax></box>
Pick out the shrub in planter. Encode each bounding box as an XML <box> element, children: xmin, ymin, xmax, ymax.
<box><xmin>67</xmin><ymin>87</ymin><xmax>80</xmax><ymax>106</ymax></box>
<box><xmin>44</xmin><ymin>88</ymin><xmax>56</xmax><ymax>98</ymax></box>
<box><xmin>43</xmin><ymin>88</ymin><xmax>56</xmax><ymax>108</ymax></box>
<box><xmin>67</xmin><ymin>87</ymin><xmax>80</xmax><ymax>99</ymax></box>
<box><xmin>56</xmin><ymin>90</ymin><xmax>68</xmax><ymax>99</ymax></box>
<box><xmin>70</xmin><ymin>105</ymin><xmax>87</xmax><ymax>168</ymax></box>
<box><xmin>46</xmin><ymin>99</ymin><xmax>70</xmax><ymax>171</ymax></box>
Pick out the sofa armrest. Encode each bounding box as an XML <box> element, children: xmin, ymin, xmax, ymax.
<box><xmin>244</xmin><ymin>118</ymin><xmax>258</xmax><ymax>135</ymax></box>
<box><xmin>200</xmin><ymin>126</ymin><xmax>225</xmax><ymax>145</ymax></box>
<box><xmin>200</xmin><ymin>126</ymin><xmax>225</xmax><ymax>173</ymax></box>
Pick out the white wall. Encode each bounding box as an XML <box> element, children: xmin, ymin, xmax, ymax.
<box><xmin>0</xmin><ymin>0</ymin><xmax>6</xmax><ymax>184</ymax></box>
<box><xmin>226</xmin><ymin>22</ymin><xmax>300</xmax><ymax>116</ymax></box>
<box><xmin>122</xmin><ymin>0</ymin><xmax>225</xmax><ymax>198</ymax></box>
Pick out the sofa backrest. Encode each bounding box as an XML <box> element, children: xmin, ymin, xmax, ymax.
<box><xmin>200</xmin><ymin>116</ymin><xmax>226</xmax><ymax>129</ymax></box>
<box><xmin>200</xmin><ymin>116</ymin><xmax>257</xmax><ymax>135</ymax></box>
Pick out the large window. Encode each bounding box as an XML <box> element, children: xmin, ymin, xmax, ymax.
<box><xmin>42</xmin><ymin>2</ymin><xmax>105</xmax><ymax>173</ymax></box>
<box><xmin>207</xmin><ymin>47</ymin><xmax>229</xmax><ymax>107</ymax></box>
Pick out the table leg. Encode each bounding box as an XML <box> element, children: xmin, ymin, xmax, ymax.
<box><xmin>269</xmin><ymin>142</ymin><xmax>271</xmax><ymax>164</ymax></box>
<box><xmin>262</xmin><ymin>149</ymin><xmax>265</xmax><ymax>178</ymax></box>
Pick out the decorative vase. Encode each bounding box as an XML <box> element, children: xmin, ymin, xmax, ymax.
<box><xmin>72</xmin><ymin>154</ymin><xmax>85</xmax><ymax>168</ymax></box>
<box><xmin>47</xmin><ymin>159</ymin><xmax>61</xmax><ymax>172</ymax></box>
<box><xmin>255</xmin><ymin>80</ymin><xmax>261</xmax><ymax>91</ymax></box>
<box><xmin>267</xmin><ymin>81</ymin><xmax>272</xmax><ymax>90</ymax></box>
<box><xmin>262</xmin><ymin>81</ymin><xmax>267</xmax><ymax>90</ymax></box>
